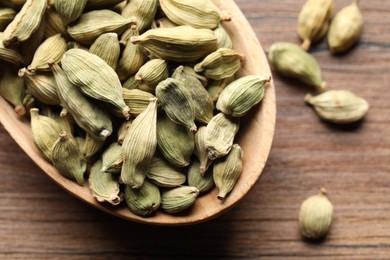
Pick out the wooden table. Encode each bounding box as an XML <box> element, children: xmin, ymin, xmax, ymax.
<box><xmin>1</xmin><ymin>0</ymin><xmax>390</xmax><ymax>259</ymax></box>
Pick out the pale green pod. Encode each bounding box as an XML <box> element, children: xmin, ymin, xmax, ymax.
<box><xmin>213</xmin><ymin>144</ymin><xmax>243</xmax><ymax>200</ymax></box>
<box><xmin>122</xmin><ymin>76</ymin><xmax>140</xmax><ymax>90</ymax></box>
<box><xmin>159</xmin><ymin>0</ymin><xmax>220</xmax><ymax>29</ymax></box>
<box><xmin>187</xmin><ymin>159</ymin><xmax>214</xmax><ymax>193</ymax></box>
<box><xmin>121</xmin><ymin>98</ymin><xmax>158</xmax><ymax>188</ymax></box>
<box><xmin>205</xmin><ymin>113</ymin><xmax>240</xmax><ymax>160</ymax></box>
<box><xmin>304</xmin><ymin>90</ymin><xmax>369</xmax><ymax>124</ymax></box>
<box><xmin>0</xmin><ymin>8</ymin><xmax>16</xmax><ymax>31</ymax></box>
<box><xmin>131</xmin><ymin>26</ymin><xmax>218</xmax><ymax>62</ymax></box>
<box><xmin>50</xmin><ymin>63</ymin><xmax>113</xmax><ymax>140</ymax></box>
<box><xmin>81</xmin><ymin>133</ymin><xmax>105</xmax><ymax>160</ymax></box>
<box><xmin>172</xmin><ymin>66</ymin><xmax>214</xmax><ymax>124</ymax></box>
<box><xmin>155</xmin><ymin>78</ymin><xmax>197</xmax><ymax>132</ymax></box>
<box><xmin>207</xmin><ymin>77</ymin><xmax>234</xmax><ymax>102</ymax></box>
<box><xmin>47</xmin><ymin>111</ymin><xmax>74</xmax><ymax>136</ymax></box>
<box><xmin>194</xmin><ymin>48</ymin><xmax>243</xmax><ymax>80</ymax></box>
<box><xmin>89</xmin><ymin>160</ymin><xmax>121</xmax><ymax>206</ymax></box>
<box><xmin>117</xmin><ymin>120</ymin><xmax>132</xmax><ymax>145</ymax></box>
<box><xmin>116</xmin><ymin>26</ymin><xmax>147</xmax><ymax>82</ymax></box>
<box><xmin>161</xmin><ymin>186</ymin><xmax>199</xmax><ymax>214</ymax></box>
<box><xmin>45</xmin><ymin>8</ymin><xmax>67</xmax><ymax>38</ymax></box>
<box><xmin>328</xmin><ymin>0</ymin><xmax>363</xmax><ymax>54</ymax></box>
<box><xmin>194</xmin><ymin>126</ymin><xmax>212</xmax><ymax>175</ymax></box>
<box><xmin>0</xmin><ymin>32</ymin><xmax>24</xmax><ymax>65</ymax></box>
<box><xmin>67</xmin><ymin>10</ymin><xmax>134</xmax><ymax>45</ymax></box>
<box><xmin>135</xmin><ymin>59</ymin><xmax>169</xmax><ymax>93</ymax></box>
<box><xmin>51</xmin><ymin>131</ymin><xmax>86</xmax><ymax>185</ymax></box>
<box><xmin>147</xmin><ymin>154</ymin><xmax>186</xmax><ymax>188</ymax></box>
<box><xmin>89</xmin><ymin>33</ymin><xmax>121</xmax><ymax>70</ymax></box>
<box><xmin>22</xmin><ymin>93</ymin><xmax>34</xmax><ymax>113</ymax></box>
<box><xmin>54</xmin><ymin>0</ymin><xmax>87</xmax><ymax>25</ymax></box>
<box><xmin>28</xmin><ymin>34</ymin><xmax>67</xmax><ymax>72</ymax></box>
<box><xmin>214</xmin><ymin>24</ymin><xmax>233</xmax><ymax>49</ymax></box>
<box><xmin>216</xmin><ymin>75</ymin><xmax>271</xmax><ymax>117</ymax></box>
<box><xmin>0</xmin><ymin>66</ymin><xmax>26</xmax><ymax>116</ymax></box>
<box><xmin>30</xmin><ymin>108</ymin><xmax>61</xmax><ymax>161</ymax></box>
<box><xmin>101</xmin><ymin>142</ymin><xmax>123</xmax><ymax>174</ymax></box>
<box><xmin>268</xmin><ymin>42</ymin><xmax>326</xmax><ymax>91</ymax></box>
<box><xmin>124</xmin><ymin>179</ymin><xmax>161</xmax><ymax>217</ymax></box>
<box><xmin>122</xmin><ymin>88</ymin><xmax>155</xmax><ymax>117</ymax></box>
<box><xmin>2</xmin><ymin>0</ymin><xmax>46</xmax><ymax>46</ymax></box>
<box><xmin>85</xmin><ymin>0</ymin><xmax>124</xmax><ymax>10</ymax></box>
<box><xmin>299</xmin><ymin>189</ymin><xmax>334</xmax><ymax>240</ymax></box>
<box><xmin>157</xmin><ymin>110</ymin><xmax>195</xmax><ymax>167</ymax></box>
<box><xmin>61</xmin><ymin>48</ymin><xmax>130</xmax><ymax>119</ymax></box>
<box><xmin>121</xmin><ymin>0</ymin><xmax>158</xmax><ymax>32</ymax></box>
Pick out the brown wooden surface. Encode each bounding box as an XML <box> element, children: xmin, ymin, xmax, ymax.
<box><xmin>0</xmin><ymin>0</ymin><xmax>389</xmax><ymax>259</ymax></box>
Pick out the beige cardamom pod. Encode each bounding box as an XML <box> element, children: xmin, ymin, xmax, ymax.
<box><xmin>214</xmin><ymin>24</ymin><xmax>233</xmax><ymax>49</ymax></box>
<box><xmin>54</xmin><ymin>0</ymin><xmax>87</xmax><ymax>25</ymax></box>
<box><xmin>194</xmin><ymin>126</ymin><xmax>213</xmax><ymax>175</ymax></box>
<box><xmin>45</xmin><ymin>8</ymin><xmax>67</xmax><ymax>38</ymax></box>
<box><xmin>81</xmin><ymin>133</ymin><xmax>105</xmax><ymax>160</ymax></box>
<box><xmin>135</xmin><ymin>59</ymin><xmax>169</xmax><ymax>93</ymax></box>
<box><xmin>121</xmin><ymin>98</ymin><xmax>158</xmax><ymax>188</ymax></box>
<box><xmin>213</xmin><ymin>144</ymin><xmax>243</xmax><ymax>200</ymax></box>
<box><xmin>121</xmin><ymin>0</ymin><xmax>158</xmax><ymax>32</ymax></box>
<box><xmin>101</xmin><ymin>142</ymin><xmax>123</xmax><ymax>174</ymax></box>
<box><xmin>117</xmin><ymin>120</ymin><xmax>132</xmax><ymax>145</ymax></box>
<box><xmin>89</xmin><ymin>32</ymin><xmax>121</xmax><ymax>70</ymax></box>
<box><xmin>207</xmin><ymin>77</ymin><xmax>234</xmax><ymax>102</ymax></box>
<box><xmin>0</xmin><ymin>66</ymin><xmax>26</xmax><ymax>116</ymax></box>
<box><xmin>122</xmin><ymin>88</ymin><xmax>155</xmax><ymax>117</ymax></box>
<box><xmin>187</xmin><ymin>158</ymin><xmax>214</xmax><ymax>193</ymax></box>
<box><xmin>122</xmin><ymin>75</ymin><xmax>140</xmax><ymax>90</ymax></box>
<box><xmin>161</xmin><ymin>186</ymin><xmax>199</xmax><ymax>214</ymax></box>
<box><xmin>0</xmin><ymin>8</ymin><xmax>16</xmax><ymax>31</ymax></box>
<box><xmin>147</xmin><ymin>154</ymin><xmax>186</xmax><ymax>188</ymax></box>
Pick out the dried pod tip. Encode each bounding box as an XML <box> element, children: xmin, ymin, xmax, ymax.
<box><xmin>190</xmin><ymin>126</ymin><xmax>198</xmax><ymax>133</ymax></box>
<box><xmin>100</xmin><ymin>129</ymin><xmax>111</xmax><ymax>139</ymax></box>
<box><xmin>30</xmin><ymin>108</ymin><xmax>39</xmax><ymax>115</ymax></box>
<box><xmin>320</xmin><ymin>188</ymin><xmax>328</xmax><ymax>195</ymax></box>
<box><xmin>59</xmin><ymin>131</ymin><xmax>68</xmax><ymax>140</ymax></box>
<box><xmin>135</xmin><ymin>75</ymin><xmax>142</xmax><ymax>82</ymax></box>
<box><xmin>15</xmin><ymin>105</ymin><xmax>26</xmax><ymax>117</ymax></box>
<box><xmin>304</xmin><ymin>93</ymin><xmax>313</xmax><ymax>104</ymax></box>
<box><xmin>123</xmin><ymin>107</ymin><xmax>131</xmax><ymax>120</ymax></box>
<box><xmin>319</xmin><ymin>82</ymin><xmax>327</xmax><ymax>92</ymax></box>
<box><xmin>301</xmin><ymin>39</ymin><xmax>311</xmax><ymax>51</ymax></box>
<box><xmin>18</xmin><ymin>68</ymin><xmax>28</xmax><ymax>78</ymax></box>
<box><xmin>217</xmin><ymin>191</ymin><xmax>227</xmax><ymax>200</ymax></box>
<box><xmin>27</xmin><ymin>65</ymin><xmax>36</xmax><ymax>74</ymax></box>
<box><xmin>130</xmin><ymin>36</ymin><xmax>140</xmax><ymax>44</ymax></box>
<box><xmin>220</xmin><ymin>10</ymin><xmax>232</xmax><ymax>21</ymax></box>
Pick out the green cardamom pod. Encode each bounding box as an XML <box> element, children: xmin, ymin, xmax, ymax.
<box><xmin>304</xmin><ymin>90</ymin><xmax>369</xmax><ymax>124</ymax></box>
<box><xmin>161</xmin><ymin>186</ymin><xmax>199</xmax><ymax>214</ymax></box>
<box><xmin>122</xmin><ymin>75</ymin><xmax>140</xmax><ymax>90</ymax></box>
<box><xmin>194</xmin><ymin>126</ymin><xmax>213</xmax><ymax>175</ymax></box>
<box><xmin>172</xmin><ymin>66</ymin><xmax>214</xmax><ymax>124</ymax></box>
<box><xmin>159</xmin><ymin>0</ymin><xmax>220</xmax><ymax>30</ymax></box>
<box><xmin>155</xmin><ymin>78</ymin><xmax>197</xmax><ymax>132</ymax></box>
<box><xmin>0</xmin><ymin>32</ymin><xmax>24</xmax><ymax>65</ymax></box>
<box><xmin>0</xmin><ymin>8</ymin><xmax>16</xmax><ymax>31</ymax></box>
<box><xmin>121</xmin><ymin>98</ymin><xmax>158</xmax><ymax>188</ymax></box>
<box><xmin>81</xmin><ymin>133</ymin><xmax>105</xmax><ymax>160</ymax></box>
<box><xmin>268</xmin><ymin>42</ymin><xmax>326</xmax><ymax>91</ymax></box>
<box><xmin>61</xmin><ymin>48</ymin><xmax>130</xmax><ymax>119</ymax></box>
<box><xmin>30</xmin><ymin>108</ymin><xmax>61</xmax><ymax>161</ymax></box>
<box><xmin>214</xmin><ymin>24</ymin><xmax>233</xmax><ymax>49</ymax></box>
<box><xmin>207</xmin><ymin>77</ymin><xmax>234</xmax><ymax>102</ymax></box>
<box><xmin>299</xmin><ymin>188</ymin><xmax>333</xmax><ymax>240</ymax></box>
<box><xmin>147</xmin><ymin>154</ymin><xmax>186</xmax><ymax>188</ymax></box>
<box><xmin>328</xmin><ymin>0</ymin><xmax>363</xmax><ymax>54</ymax></box>
<box><xmin>89</xmin><ymin>160</ymin><xmax>121</xmax><ymax>206</ymax></box>
<box><xmin>67</xmin><ymin>10</ymin><xmax>134</xmax><ymax>45</ymax></box>
<box><xmin>2</xmin><ymin>0</ymin><xmax>46</xmax><ymax>46</ymax></box>
<box><xmin>101</xmin><ymin>142</ymin><xmax>123</xmax><ymax>174</ymax></box>
<box><xmin>156</xmin><ymin>110</ymin><xmax>195</xmax><ymax>168</ymax></box>
<box><xmin>54</xmin><ymin>0</ymin><xmax>87</xmax><ymax>25</ymax></box>
<box><xmin>117</xmin><ymin>120</ymin><xmax>132</xmax><ymax>145</ymax></box>
<box><xmin>131</xmin><ymin>26</ymin><xmax>218</xmax><ymax>62</ymax></box>
<box><xmin>216</xmin><ymin>75</ymin><xmax>271</xmax><ymax>117</ymax></box>
<box><xmin>213</xmin><ymin>144</ymin><xmax>243</xmax><ymax>200</ymax></box>
<box><xmin>124</xmin><ymin>179</ymin><xmax>161</xmax><ymax>217</ymax></box>
<box><xmin>194</xmin><ymin>48</ymin><xmax>243</xmax><ymax>80</ymax></box>
<box><xmin>187</xmin><ymin>158</ymin><xmax>214</xmax><ymax>193</ymax></box>
<box><xmin>205</xmin><ymin>113</ymin><xmax>240</xmax><ymax>160</ymax></box>
<box><xmin>298</xmin><ymin>0</ymin><xmax>335</xmax><ymax>50</ymax></box>
<box><xmin>45</xmin><ymin>8</ymin><xmax>67</xmax><ymax>38</ymax></box>
<box><xmin>135</xmin><ymin>59</ymin><xmax>169</xmax><ymax>93</ymax></box>
<box><xmin>89</xmin><ymin>33</ymin><xmax>121</xmax><ymax>71</ymax></box>
<box><xmin>0</xmin><ymin>66</ymin><xmax>26</xmax><ymax>116</ymax></box>
<box><xmin>121</xmin><ymin>0</ymin><xmax>158</xmax><ymax>32</ymax></box>
<box><xmin>51</xmin><ymin>131</ymin><xmax>86</xmax><ymax>185</ymax></box>
<box><xmin>122</xmin><ymin>88</ymin><xmax>155</xmax><ymax>117</ymax></box>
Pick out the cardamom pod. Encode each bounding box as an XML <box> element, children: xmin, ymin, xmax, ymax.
<box><xmin>205</xmin><ymin>113</ymin><xmax>240</xmax><ymax>160</ymax></box>
<box><xmin>85</xmin><ymin>0</ymin><xmax>124</xmax><ymax>10</ymax></box>
<box><xmin>122</xmin><ymin>75</ymin><xmax>140</xmax><ymax>90</ymax></box>
<box><xmin>50</xmin><ymin>63</ymin><xmax>113</xmax><ymax>140</ymax></box>
<box><xmin>0</xmin><ymin>66</ymin><xmax>26</xmax><ymax>116</ymax></box>
<box><xmin>121</xmin><ymin>0</ymin><xmax>158</xmax><ymax>32</ymax></box>
<box><xmin>124</xmin><ymin>179</ymin><xmax>161</xmax><ymax>217</ymax></box>
<box><xmin>44</xmin><ymin>109</ymin><xmax>74</xmax><ymax>136</ymax></box>
<box><xmin>194</xmin><ymin>126</ymin><xmax>212</xmax><ymax>175</ymax></box>
<box><xmin>298</xmin><ymin>0</ymin><xmax>335</xmax><ymax>50</ymax></box>
<box><xmin>101</xmin><ymin>142</ymin><xmax>123</xmax><ymax>174</ymax></box>
<box><xmin>51</xmin><ymin>131</ymin><xmax>86</xmax><ymax>185</ymax></box>
<box><xmin>187</xmin><ymin>159</ymin><xmax>214</xmax><ymax>193</ymax></box>
<box><xmin>0</xmin><ymin>32</ymin><xmax>24</xmax><ymax>65</ymax></box>
<box><xmin>156</xmin><ymin>110</ymin><xmax>195</xmax><ymax>168</ymax></box>
<box><xmin>304</xmin><ymin>90</ymin><xmax>369</xmax><ymax>124</ymax></box>
<box><xmin>268</xmin><ymin>42</ymin><xmax>326</xmax><ymax>91</ymax></box>
<box><xmin>216</xmin><ymin>75</ymin><xmax>271</xmax><ymax>117</ymax></box>
<box><xmin>67</xmin><ymin>10</ymin><xmax>134</xmax><ymax>45</ymax></box>
<box><xmin>194</xmin><ymin>48</ymin><xmax>243</xmax><ymax>80</ymax></box>
<box><xmin>89</xmin><ymin>160</ymin><xmax>121</xmax><ymax>205</ymax></box>
<box><xmin>89</xmin><ymin>33</ymin><xmax>121</xmax><ymax>71</ymax></box>
<box><xmin>2</xmin><ymin>0</ymin><xmax>46</xmax><ymax>46</ymax></box>
<box><xmin>122</xmin><ymin>88</ymin><xmax>155</xmax><ymax>117</ymax></box>
<box><xmin>299</xmin><ymin>188</ymin><xmax>333</xmax><ymax>240</ymax></box>
<box><xmin>0</xmin><ymin>8</ymin><xmax>16</xmax><ymax>31</ymax></box>
<box><xmin>213</xmin><ymin>144</ymin><xmax>243</xmax><ymax>200</ymax></box>
<box><xmin>207</xmin><ymin>76</ymin><xmax>234</xmax><ymax>102</ymax></box>
<box><xmin>328</xmin><ymin>0</ymin><xmax>363</xmax><ymax>54</ymax></box>
<box><xmin>159</xmin><ymin>0</ymin><xmax>220</xmax><ymax>30</ymax></box>
<box><xmin>161</xmin><ymin>186</ymin><xmax>199</xmax><ymax>214</ymax></box>
<box><xmin>147</xmin><ymin>154</ymin><xmax>186</xmax><ymax>188</ymax></box>
<box><xmin>30</xmin><ymin>108</ymin><xmax>61</xmax><ymax>161</ymax></box>
<box><xmin>45</xmin><ymin>8</ymin><xmax>67</xmax><ymax>38</ymax></box>
<box><xmin>172</xmin><ymin>65</ymin><xmax>214</xmax><ymax>124</ymax></box>
<box><xmin>81</xmin><ymin>133</ymin><xmax>105</xmax><ymax>160</ymax></box>
<box><xmin>214</xmin><ymin>24</ymin><xmax>233</xmax><ymax>49</ymax></box>
<box><xmin>155</xmin><ymin>78</ymin><xmax>197</xmax><ymax>132</ymax></box>
<box><xmin>54</xmin><ymin>0</ymin><xmax>87</xmax><ymax>25</ymax></box>
<box><xmin>131</xmin><ymin>26</ymin><xmax>218</xmax><ymax>62</ymax></box>
<box><xmin>121</xmin><ymin>98</ymin><xmax>158</xmax><ymax>188</ymax></box>
<box><xmin>117</xmin><ymin>120</ymin><xmax>132</xmax><ymax>145</ymax></box>
<box><xmin>61</xmin><ymin>48</ymin><xmax>130</xmax><ymax>119</ymax></box>
<box><xmin>135</xmin><ymin>59</ymin><xmax>169</xmax><ymax>93</ymax></box>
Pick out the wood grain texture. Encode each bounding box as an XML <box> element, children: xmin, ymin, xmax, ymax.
<box><xmin>0</xmin><ymin>0</ymin><xmax>390</xmax><ymax>258</ymax></box>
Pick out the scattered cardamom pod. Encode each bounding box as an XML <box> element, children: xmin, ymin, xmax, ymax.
<box><xmin>101</xmin><ymin>142</ymin><xmax>123</xmax><ymax>174</ymax></box>
<box><xmin>328</xmin><ymin>0</ymin><xmax>363</xmax><ymax>54</ymax></box>
<box><xmin>299</xmin><ymin>188</ymin><xmax>333</xmax><ymax>240</ymax></box>
<box><xmin>207</xmin><ymin>76</ymin><xmax>234</xmax><ymax>102</ymax></box>
<box><xmin>121</xmin><ymin>0</ymin><xmax>158</xmax><ymax>33</ymax></box>
<box><xmin>161</xmin><ymin>186</ymin><xmax>199</xmax><ymax>214</ymax></box>
<box><xmin>213</xmin><ymin>144</ymin><xmax>243</xmax><ymax>200</ymax></box>
<box><xmin>268</xmin><ymin>42</ymin><xmax>326</xmax><ymax>91</ymax></box>
<box><xmin>117</xmin><ymin>120</ymin><xmax>132</xmax><ymax>145</ymax></box>
<box><xmin>297</xmin><ymin>0</ymin><xmax>335</xmax><ymax>50</ymax></box>
<box><xmin>147</xmin><ymin>154</ymin><xmax>186</xmax><ymax>188</ymax></box>
<box><xmin>89</xmin><ymin>33</ymin><xmax>121</xmax><ymax>71</ymax></box>
<box><xmin>135</xmin><ymin>59</ymin><xmax>169</xmax><ymax>93</ymax></box>
<box><xmin>188</xmin><ymin>159</ymin><xmax>215</xmax><ymax>193</ymax></box>
<box><xmin>0</xmin><ymin>8</ymin><xmax>16</xmax><ymax>31</ymax></box>
<box><xmin>304</xmin><ymin>90</ymin><xmax>369</xmax><ymax>124</ymax></box>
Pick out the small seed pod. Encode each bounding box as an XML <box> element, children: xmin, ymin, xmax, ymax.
<box><xmin>214</xmin><ymin>24</ymin><xmax>233</xmax><ymax>49</ymax></box>
<box><xmin>136</xmin><ymin>59</ymin><xmax>169</xmax><ymax>93</ymax></box>
<box><xmin>121</xmin><ymin>0</ymin><xmax>158</xmax><ymax>33</ymax></box>
<box><xmin>122</xmin><ymin>88</ymin><xmax>155</xmax><ymax>117</ymax></box>
<box><xmin>101</xmin><ymin>142</ymin><xmax>123</xmax><ymax>174</ymax></box>
<box><xmin>299</xmin><ymin>188</ymin><xmax>334</xmax><ymax>240</ymax></box>
<box><xmin>187</xmin><ymin>159</ymin><xmax>214</xmax><ymax>193</ymax></box>
<box><xmin>0</xmin><ymin>67</ymin><xmax>26</xmax><ymax>117</ymax></box>
<box><xmin>194</xmin><ymin>126</ymin><xmax>213</xmax><ymax>175</ymax></box>
<box><xmin>161</xmin><ymin>186</ymin><xmax>199</xmax><ymax>214</ymax></box>
<box><xmin>124</xmin><ymin>180</ymin><xmax>161</xmax><ymax>217</ymax></box>
<box><xmin>81</xmin><ymin>133</ymin><xmax>105</xmax><ymax>160</ymax></box>
<box><xmin>147</xmin><ymin>154</ymin><xmax>186</xmax><ymax>188</ymax></box>
<box><xmin>54</xmin><ymin>0</ymin><xmax>87</xmax><ymax>25</ymax></box>
<box><xmin>89</xmin><ymin>33</ymin><xmax>121</xmax><ymax>71</ymax></box>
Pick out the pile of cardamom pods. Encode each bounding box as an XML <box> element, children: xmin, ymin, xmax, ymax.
<box><xmin>0</xmin><ymin>0</ymin><xmax>271</xmax><ymax>216</ymax></box>
<box><xmin>268</xmin><ymin>0</ymin><xmax>369</xmax><ymax>125</ymax></box>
